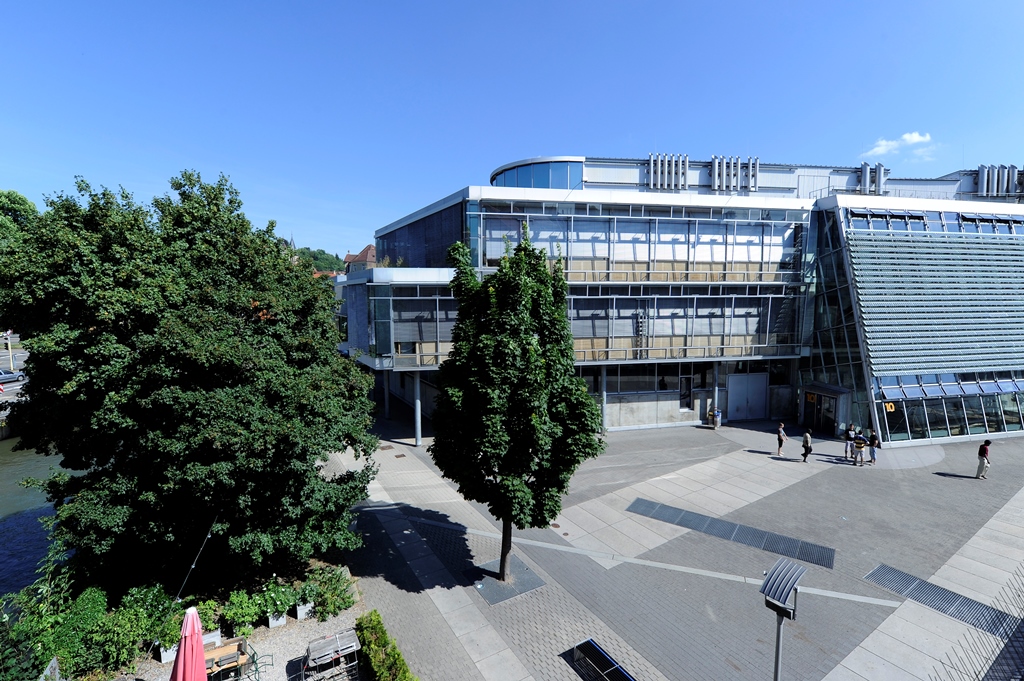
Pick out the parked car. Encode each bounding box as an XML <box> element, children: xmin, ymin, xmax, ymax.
<box><xmin>0</xmin><ymin>369</ymin><xmax>25</xmax><ymax>384</ymax></box>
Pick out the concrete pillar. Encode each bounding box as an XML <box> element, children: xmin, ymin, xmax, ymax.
<box><xmin>600</xmin><ymin>365</ymin><xmax>608</xmax><ymax>432</ymax></box>
<box><xmin>383</xmin><ymin>371</ymin><xmax>391</xmax><ymax>419</ymax></box>
<box><xmin>414</xmin><ymin>371</ymin><xmax>422</xmax><ymax>447</ymax></box>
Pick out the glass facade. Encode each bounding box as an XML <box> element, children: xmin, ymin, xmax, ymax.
<box><xmin>492</xmin><ymin>162</ymin><xmax>584</xmax><ymax>190</ymax></box>
<box><xmin>805</xmin><ymin>205</ymin><xmax>1024</xmax><ymax>442</ymax></box>
<box><xmin>365</xmin><ymin>283</ymin><xmax>457</xmax><ymax>367</ymax></box>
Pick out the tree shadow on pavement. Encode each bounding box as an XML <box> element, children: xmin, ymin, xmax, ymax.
<box><xmin>345</xmin><ymin>502</ymin><xmax>479</xmax><ymax>594</ymax></box>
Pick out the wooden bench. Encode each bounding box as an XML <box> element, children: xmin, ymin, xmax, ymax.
<box><xmin>572</xmin><ymin>639</ymin><xmax>636</xmax><ymax>681</ymax></box>
<box><xmin>301</xmin><ymin>629</ymin><xmax>360</xmax><ymax>681</ymax></box>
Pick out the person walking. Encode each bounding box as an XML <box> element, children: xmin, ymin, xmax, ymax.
<box><xmin>777</xmin><ymin>422</ymin><xmax>788</xmax><ymax>457</ymax></box>
<box><xmin>868</xmin><ymin>430</ymin><xmax>880</xmax><ymax>465</ymax></box>
<box><xmin>853</xmin><ymin>430</ymin><xmax>868</xmax><ymax>466</ymax></box>
<box><xmin>801</xmin><ymin>430</ymin><xmax>812</xmax><ymax>462</ymax></box>
<box><xmin>976</xmin><ymin>440</ymin><xmax>992</xmax><ymax>479</ymax></box>
<box><xmin>844</xmin><ymin>424</ymin><xmax>856</xmax><ymax>459</ymax></box>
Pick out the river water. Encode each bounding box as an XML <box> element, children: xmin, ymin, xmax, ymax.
<box><xmin>0</xmin><ymin>438</ymin><xmax>58</xmax><ymax>596</ymax></box>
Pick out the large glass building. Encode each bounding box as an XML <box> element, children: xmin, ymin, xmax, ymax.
<box><xmin>339</xmin><ymin>155</ymin><xmax>1024</xmax><ymax>447</ymax></box>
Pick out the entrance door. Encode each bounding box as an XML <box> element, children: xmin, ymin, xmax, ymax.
<box><xmin>803</xmin><ymin>392</ymin><xmax>837</xmax><ymax>436</ymax></box>
<box><xmin>727</xmin><ymin>374</ymin><xmax>769</xmax><ymax>420</ymax></box>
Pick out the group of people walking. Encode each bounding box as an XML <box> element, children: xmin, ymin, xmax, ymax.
<box><xmin>776</xmin><ymin>423</ymin><xmax>996</xmax><ymax>479</ymax></box>
<box><xmin>776</xmin><ymin>422</ymin><xmax>879</xmax><ymax>465</ymax></box>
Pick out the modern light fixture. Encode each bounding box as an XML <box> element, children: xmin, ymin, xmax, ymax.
<box><xmin>760</xmin><ymin>557</ymin><xmax>806</xmax><ymax>681</ymax></box>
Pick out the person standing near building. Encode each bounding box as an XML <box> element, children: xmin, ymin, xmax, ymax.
<box><xmin>777</xmin><ymin>423</ymin><xmax>788</xmax><ymax>457</ymax></box>
<box><xmin>853</xmin><ymin>430</ymin><xmax>868</xmax><ymax>466</ymax></box>
<box><xmin>977</xmin><ymin>440</ymin><xmax>992</xmax><ymax>479</ymax></box>
<box><xmin>868</xmin><ymin>430</ymin><xmax>880</xmax><ymax>465</ymax></box>
<box><xmin>844</xmin><ymin>424</ymin><xmax>856</xmax><ymax>459</ymax></box>
<box><xmin>801</xmin><ymin>430</ymin><xmax>812</xmax><ymax>462</ymax></box>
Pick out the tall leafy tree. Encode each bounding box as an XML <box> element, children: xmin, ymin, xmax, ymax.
<box><xmin>0</xmin><ymin>173</ymin><xmax>377</xmax><ymax>591</ymax></box>
<box><xmin>429</xmin><ymin>239</ymin><xmax>604</xmax><ymax>580</ymax></box>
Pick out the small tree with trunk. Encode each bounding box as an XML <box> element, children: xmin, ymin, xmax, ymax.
<box><xmin>429</xmin><ymin>238</ymin><xmax>604</xmax><ymax>580</ymax></box>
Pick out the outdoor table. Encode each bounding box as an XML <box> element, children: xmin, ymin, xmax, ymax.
<box><xmin>204</xmin><ymin>639</ymin><xmax>250</xmax><ymax>678</ymax></box>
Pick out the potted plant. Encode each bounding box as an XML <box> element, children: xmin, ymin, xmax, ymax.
<box><xmin>196</xmin><ymin>598</ymin><xmax>222</xmax><ymax>646</ymax></box>
<box><xmin>262</xmin><ymin>577</ymin><xmax>296</xmax><ymax>628</ymax></box>
<box><xmin>222</xmin><ymin>590</ymin><xmax>260</xmax><ymax>638</ymax></box>
<box><xmin>155</xmin><ymin>610</ymin><xmax>184</xmax><ymax>664</ymax></box>
<box><xmin>294</xmin><ymin>580</ymin><xmax>316</xmax><ymax>621</ymax></box>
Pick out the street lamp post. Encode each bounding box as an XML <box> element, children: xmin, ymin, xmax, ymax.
<box><xmin>760</xmin><ymin>558</ymin><xmax>807</xmax><ymax>681</ymax></box>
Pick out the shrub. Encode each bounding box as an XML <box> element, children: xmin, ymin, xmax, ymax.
<box><xmin>260</xmin><ymin>578</ymin><xmax>297</xmax><ymax>618</ymax></box>
<box><xmin>306</xmin><ymin>565</ymin><xmax>355</xmax><ymax>622</ymax></box>
<box><xmin>355</xmin><ymin>610</ymin><xmax>417</xmax><ymax>681</ymax></box>
<box><xmin>120</xmin><ymin>585</ymin><xmax>178</xmax><ymax>646</ymax></box>
<box><xmin>93</xmin><ymin>605</ymin><xmax>148</xmax><ymax>672</ymax></box>
<box><xmin>195</xmin><ymin>599</ymin><xmax>220</xmax><ymax>632</ymax></box>
<box><xmin>53</xmin><ymin>587</ymin><xmax>107</xmax><ymax>677</ymax></box>
<box><xmin>222</xmin><ymin>591</ymin><xmax>260</xmax><ymax>637</ymax></box>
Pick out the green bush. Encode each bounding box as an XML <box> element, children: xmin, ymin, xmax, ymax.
<box><xmin>222</xmin><ymin>590</ymin><xmax>260</xmax><ymax>637</ymax></box>
<box><xmin>195</xmin><ymin>599</ymin><xmax>220</xmax><ymax>632</ymax></box>
<box><xmin>120</xmin><ymin>585</ymin><xmax>179</xmax><ymax>646</ymax></box>
<box><xmin>93</xmin><ymin>605</ymin><xmax>148</xmax><ymax>672</ymax></box>
<box><xmin>260</xmin><ymin>578</ymin><xmax>297</xmax><ymax>617</ymax></box>
<box><xmin>306</xmin><ymin>565</ymin><xmax>355</xmax><ymax>621</ymax></box>
<box><xmin>53</xmin><ymin>587</ymin><xmax>107</xmax><ymax>677</ymax></box>
<box><xmin>355</xmin><ymin>610</ymin><xmax>417</xmax><ymax>681</ymax></box>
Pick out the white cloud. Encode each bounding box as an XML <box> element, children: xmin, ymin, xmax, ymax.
<box><xmin>861</xmin><ymin>131</ymin><xmax>933</xmax><ymax>158</ymax></box>
<box><xmin>911</xmin><ymin>145</ymin><xmax>937</xmax><ymax>162</ymax></box>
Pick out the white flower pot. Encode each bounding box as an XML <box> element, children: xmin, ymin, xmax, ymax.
<box><xmin>202</xmin><ymin>629</ymin><xmax>222</xmax><ymax>647</ymax></box>
<box><xmin>156</xmin><ymin>642</ymin><xmax>179</xmax><ymax>664</ymax></box>
<box><xmin>268</xmin><ymin>612</ymin><xmax>287</xmax><ymax>628</ymax></box>
<box><xmin>294</xmin><ymin>601</ymin><xmax>314</xmax><ymax>620</ymax></box>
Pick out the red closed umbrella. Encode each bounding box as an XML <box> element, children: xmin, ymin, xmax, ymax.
<box><xmin>169</xmin><ymin>606</ymin><xmax>207</xmax><ymax>681</ymax></box>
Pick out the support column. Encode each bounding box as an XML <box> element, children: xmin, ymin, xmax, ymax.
<box><xmin>383</xmin><ymin>371</ymin><xmax>391</xmax><ymax>419</ymax></box>
<box><xmin>600</xmin><ymin>365</ymin><xmax>608</xmax><ymax>432</ymax></box>
<box><xmin>414</xmin><ymin>371</ymin><xmax>422</xmax><ymax>447</ymax></box>
<box><xmin>712</xmin><ymin>362</ymin><xmax>720</xmax><ymax>428</ymax></box>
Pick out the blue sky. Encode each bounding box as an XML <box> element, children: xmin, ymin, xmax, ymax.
<box><xmin>3</xmin><ymin>1</ymin><xmax>1022</xmax><ymax>257</ymax></box>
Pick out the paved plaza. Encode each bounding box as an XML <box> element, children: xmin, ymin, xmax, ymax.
<box><xmin>338</xmin><ymin>418</ymin><xmax>1024</xmax><ymax>680</ymax></box>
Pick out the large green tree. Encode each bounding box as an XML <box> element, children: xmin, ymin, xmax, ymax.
<box><xmin>0</xmin><ymin>173</ymin><xmax>377</xmax><ymax>592</ymax></box>
<box><xmin>429</xmin><ymin>239</ymin><xmax>604</xmax><ymax>580</ymax></box>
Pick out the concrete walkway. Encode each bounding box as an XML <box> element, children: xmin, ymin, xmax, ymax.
<box><xmin>335</xmin><ymin>418</ymin><xmax>1024</xmax><ymax>680</ymax></box>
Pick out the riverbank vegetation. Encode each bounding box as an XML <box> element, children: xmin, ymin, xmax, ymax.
<box><xmin>0</xmin><ymin>176</ymin><xmax>377</xmax><ymax>679</ymax></box>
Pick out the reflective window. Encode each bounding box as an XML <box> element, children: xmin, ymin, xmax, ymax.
<box><xmin>885</xmin><ymin>401</ymin><xmax>910</xmax><ymax>441</ymax></box>
<box><xmin>1002</xmin><ymin>393</ymin><xmax>1023</xmax><ymax>431</ymax></box>
<box><xmin>945</xmin><ymin>397</ymin><xmax>968</xmax><ymax>436</ymax></box>
<box><xmin>924</xmin><ymin>399</ymin><xmax>950</xmax><ymax>437</ymax></box>
<box><xmin>619</xmin><ymin>364</ymin><xmax>655</xmax><ymax>392</ymax></box>
<box><xmin>517</xmin><ymin>164</ymin><xmax>533</xmax><ymax>188</ymax></box>
<box><xmin>982</xmin><ymin>395</ymin><xmax>1006</xmax><ymax>432</ymax></box>
<box><xmin>851</xmin><ymin>216</ymin><xmax>870</xmax><ymax>231</ymax></box>
<box><xmin>569</xmin><ymin>162</ymin><xmax>583</xmax><ymax>189</ymax></box>
<box><xmin>657</xmin><ymin>363</ymin><xmax>679</xmax><ymax>392</ymax></box>
<box><xmin>943</xmin><ymin>213</ymin><xmax>960</xmax><ymax>230</ymax></box>
<box><xmin>550</xmin><ymin>162</ymin><xmax>569</xmax><ymax>190</ymax></box>
<box><xmin>906</xmin><ymin>400</ymin><xmax>928</xmax><ymax>439</ymax></box>
<box><xmin>964</xmin><ymin>396</ymin><xmax>987</xmax><ymax>434</ymax></box>
<box><xmin>533</xmin><ymin>164</ymin><xmax>550</xmax><ymax>189</ymax></box>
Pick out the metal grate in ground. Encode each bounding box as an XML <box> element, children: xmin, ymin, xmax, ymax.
<box><xmin>626</xmin><ymin>497</ymin><xmax>836</xmax><ymax>569</ymax></box>
<box><xmin>864</xmin><ymin>564</ymin><xmax>1020</xmax><ymax>639</ymax></box>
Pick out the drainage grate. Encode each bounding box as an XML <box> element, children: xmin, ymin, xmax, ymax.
<box><xmin>865</xmin><ymin>564</ymin><xmax>1020</xmax><ymax>639</ymax></box>
<box><xmin>704</xmin><ymin>518</ymin><xmax>739</xmax><ymax>541</ymax></box>
<box><xmin>797</xmin><ymin>542</ymin><xmax>836</xmax><ymax>569</ymax></box>
<box><xmin>864</xmin><ymin>563</ymin><xmax>920</xmax><ymax>595</ymax></box>
<box><xmin>627</xmin><ymin>498</ymin><xmax>836</xmax><ymax>569</ymax></box>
